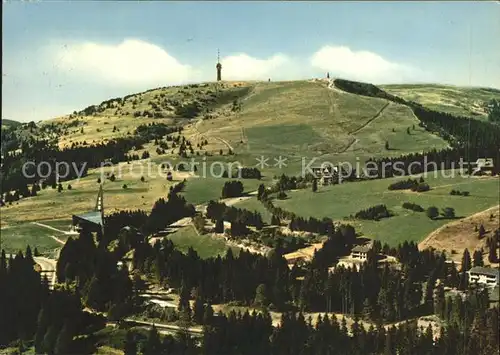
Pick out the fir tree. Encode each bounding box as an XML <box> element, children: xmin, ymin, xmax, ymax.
<box><xmin>54</xmin><ymin>322</ymin><xmax>72</xmax><ymax>355</ymax></box>
<box><xmin>124</xmin><ymin>330</ymin><xmax>137</xmax><ymax>355</ymax></box>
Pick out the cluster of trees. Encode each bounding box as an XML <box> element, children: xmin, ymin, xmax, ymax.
<box><xmin>205</xmin><ymin>306</ymin><xmax>499</xmax><ymax>355</ymax></box>
<box><xmin>259</xmin><ymin>229</ymin><xmax>308</xmax><ymax>255</ymax></box>
<box><xmin>486</xmin><ymin>232</ymin><xmax>499</xmax><ymax>262</ymax></box>
<box><xmin>354</xmin><ymin>204</ymin><xmax>393</xmax><ymax>221</ymax></box>
<box><xmin>270</xmin><ymin>174</ymin><xmax>314</xmax><ymax>193</ymax></box>
<box><xmin>146</xmin><ymin>181</ymin><xmax>196</xmax><ymax>235</ymax></box>
<box><xmin>412</xmin><ymin>182</ymin><xmax>430</xmax><ymax>192</ymax></box>
<box><xmin>402</xmin><ymin>202</ymin><xmax>425</xmax><ymax>212</ymax></box>
<box><xmin>206</xmin><ymin>200</ymin><xmax>264</xmax><ymax>235</ymax></box>
<box><xmin>388</xmin><ymin>178</ymin><xmax>422</xmax><ymax>190</ymax></box>
<box><xmin>426</xmin><ymin>206</ymin><xmax>455</xmax><ymax>220</ymax></box>
<box><xmin>1</xmin><ymin>135</ymin><xmax>143</xmax><ymax>199</ymax></box>
<box><xmin>0</xmin><ymin>249</ymin><xmax>105</xmax><ymax>353</ymax></box>
<box><xmin>134</xmin><ymin>239</ymin><xmax>291</xmax><ymax>308</ymax></box>
<box><xmin>175</xmin><ymin>101</ymin><xmax>202</xmax><ymax>118</ymax></box>
<box><xmin>103</xmin><ymin>210</ymin><xmax>149</xmax><ymax>246</ymax></box>
<box><xmin>289</xmin><ymin>216</ymin><xmax>335</xmax><ymax>235</ymax></box>
<box><xmin>122</xmin><ymin>303</ymin><xmax>500</xmax><ymax>355</ymax></box>
<box><xmin>223</xmin><ymin>167</ymin><xmax>262</xmax><ymax>179</ymax></box>
<box><xmin>0</xmin><ymin>248</ymin><xmax>49</xmax><ymax>347</ymax></box>
<box><xmin>486</xmin><ymin>98</ymin><xmax>500</xmax><ymax>123</ymax></box>
<box><xmin>221</xmin><ymin>180</ymin><xmax>244</xmax><ymax>198</ymax></box>
<box><xmin>98</xmin><ymin>181</ymin><xmax>194</xmax><ymax>248</ymax></box>
<box><xmin>309</xmin><ymin>224</ymin><xmax>357</xmax><ymax>269</ymax></box>
<box><xmin>56</xmin><ymin>227</ymin><xmax>134</xmax><ymax>312</ymax></box>
<box><xmin>33</xmin><ymin>288</ymin><xmax>106</xmax><ymax>355</ymax></box>
<box><xmin>450</xmin><ymin>189</ymin><xmax>470</xmax><ymax>196</ymax></box>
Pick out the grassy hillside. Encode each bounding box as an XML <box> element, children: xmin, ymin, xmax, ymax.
<box><xmin>193</xmin><ymin>80</ymin><xmax>449</xmax><ymax>175</ymax></box>
<box><xmin>419</xmin><ymin>205</ymin><xmax>499</xmax><ymax>265</ymax></box>
<box><xmin>382</xmin><ymin>84</ymin><xmax>500</xmax><ymax>120</ymax></box>
<box><xmin>0</xmin><ymin>222</ymin><xmax>68</xmax><ymax>255</ymax></box>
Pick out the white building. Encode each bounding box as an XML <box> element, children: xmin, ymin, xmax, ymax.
<box><xmin>467</xmin><ymin>266</ymin><xmax>499</xmax><ymax>288</ymax></box>
<box><xmin>350</xmin><ymin>245</ymin><xmax>372</xmax><ymax>261</ymax></box>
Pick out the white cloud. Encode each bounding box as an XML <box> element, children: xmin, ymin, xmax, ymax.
<box><xmin>52</xmin><ymin>39</ymin><xmax>196</xmax><ymax>87</ymax></box>
<box><xmin>49</xmin><ymin>39</ymin><xmax>301</xmax><ymax>86</ymax></box>
<box><xmin>310</xmin><ymin>45</ymin><xmax>426</xmax><ymax>84</ymax></box>
<box><xmin>220</xmin><ymin>53</ymin><xmax>295</xmax><ymax>81</ymax></box>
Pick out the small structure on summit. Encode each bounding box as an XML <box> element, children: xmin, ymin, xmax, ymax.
<box><xmin>327</xmin><ymin>72</ymin><xmax>330</xmax><ymax>79</ymax></box>
<box><xmin>216</xmin><ymin>49</ymin><xmax>222</xmax><ymax>82</ymax></box>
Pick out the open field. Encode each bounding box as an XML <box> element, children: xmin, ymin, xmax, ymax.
<box><xmin>345</xmin><ymin>102</ymin><xmax>449</xmax><ymax>155</ymax></box>
<box><xmin>419</xmin><ymin>205</ymin><xmax>500</xmax><ymax>264</ymax></box>
<box><xmin>0</xmin><ymin>222</ymin><xmax>67</xmax><ymax>255</ymax></box>
<box><xmin>382</xmin><ymin>84</ymin><xmax>500</xmax><ymax>120</ymax></box>
<box><xmin>166</xmin><ymin>225</ymin><xmax>237</xmax><ymax>259</ymax></box>
<box><xmin>237</xmin><ymin>171</ymin><xmax>499</xmax><ymax>246</ymax></box>
<box><xmin>36</xmin><ymin>218</ymin><xmax>74</xmax><ymax>231</ymax></box>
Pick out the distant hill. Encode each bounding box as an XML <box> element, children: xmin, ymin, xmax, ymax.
<box><xmin>382</xmin><ymin>83</ymin><xmax>500</xmax><ymax>120</ymax></box>
<box><xmin>1</xmin><ymin>118</ymin><xmax>22</xmax><ymax>129</ymax></box>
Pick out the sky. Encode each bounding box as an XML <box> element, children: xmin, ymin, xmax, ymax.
<box><xmin>3</xmin><ymin>1</ymin><xmax>500</xmax><ymax>122</ymax></box>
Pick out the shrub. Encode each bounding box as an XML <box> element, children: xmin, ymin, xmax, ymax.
<box><xmin>411</xmin><ymin>183</ymin><xmax>430</xmax><ymax>192</ymax></box>
<box><xmin>441</xmin><ymin>207</ymin><xmax>455</xmax><ymax>219</ymax></box>
<box><xmin>450</xmin><ymin>189</ymin><xmax>470</xmax><ymax>196</ymax></box>
<box><xmin>426</xmin><ymin>206</ymin><xmax>439</xmax><ymax>220</ymax></box>
<box><xmin>402</xmin><ymin>202</ymin><xmax>424</xmax><ymax>212</ymax></box>
<box><xmin>355</xmin><ymin>204</ymin><xmax>392</xmax><ymax>221</ymax></box>
<box><xmin>122</xmin><ymin>184</ymin><xmax>128</xmax><ymax>189</ymax></box>
<box><xmin>221</xmin><ymin>181</ymin><xmax>244</xmax><ymax>198</ymax></box>
<box><xmin>388</xmin><ymin>179</ymin><xmax>419</xmax><ymax>191</ymax></box>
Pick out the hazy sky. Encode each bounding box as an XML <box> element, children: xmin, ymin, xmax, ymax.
<box><xmin>3</xmin><ymin>1</ymin><xmax>500</xmax><ymax>122</ymax></box>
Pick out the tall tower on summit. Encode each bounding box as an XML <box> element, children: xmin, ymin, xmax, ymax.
<box><xmin>216</xmin><ymin>49</ymin><xmax>222</xmax><ymax>81</ymax></box>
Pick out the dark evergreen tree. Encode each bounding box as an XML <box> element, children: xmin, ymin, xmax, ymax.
<box><xmin>124</xmin><ymin>330</ymin><xmax>137</xmax><ymax>355</ymax></box>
